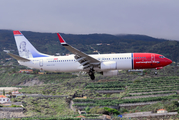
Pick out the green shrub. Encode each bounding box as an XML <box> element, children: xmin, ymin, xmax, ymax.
<box><xmin>97</xmin><ymin>108</ymin><xmax>105</xmax><ymax>114</ymax></box>
<box><xmin>133</xmin><ymin>80</ymin><xmax>141</xmax><ymax>83</ymax></box>
<box><xmin>11</xmin><ymin>104</ymin><xmax>21</xmax><ymax>107</ymax></box>
<box><xmin>104</xmin><ymin>107</ymin><xmax>120</xmax><ymax>115</ymax></box>
<box><xmin>164</xmin><ymin>101</ymin><xmax>179</xmax><ymax>112</ymax></box>
<box><xmin>89</xmin><ymin>106</ymin><xmax>99</xmax><ymax>114</ymax></box>
<box><xmin>85</xmin><ymin>106</ymin><xmax>90</xmax><ymax>113</ymax></box>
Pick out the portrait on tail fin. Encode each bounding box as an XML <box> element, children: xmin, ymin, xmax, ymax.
<box><xmin>13</xmin><ymin>30</ymin><xmax>50</xmax><ymax>58</ymax></box>
<box><xmin>19</xmin><ymin>41</ymin><xmax>33</xmax><ymax>58</ymax></box>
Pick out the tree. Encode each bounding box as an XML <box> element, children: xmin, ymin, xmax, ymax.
<box><xmin>85</xmin><ymin>106</ymin><xmax>90</xmax><ymax>114</ymax></box>
<box><xmin>3</xmin><ymin>89</ymin><xmax>5</xmax><ymax>95</ymax></box>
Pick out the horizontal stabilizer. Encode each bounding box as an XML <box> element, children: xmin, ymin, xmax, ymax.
<box><xmin>7</xmin><ymin>53</ymin><xmax>30</xmax><ymax>62</ymax></box>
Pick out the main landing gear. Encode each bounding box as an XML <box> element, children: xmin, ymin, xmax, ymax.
<box><xmin>88</xmin><ymin>68</ymin><xmax>95</xmax><ymax>80</ymax></box>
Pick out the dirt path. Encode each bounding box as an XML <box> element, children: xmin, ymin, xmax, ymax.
<box><xmin>0</xmin><ymin>87</ymin><xmax>22</xmax><ymax>92</ymax></box>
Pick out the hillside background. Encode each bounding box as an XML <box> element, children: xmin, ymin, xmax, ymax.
<box><xmin>0</xmin><ymin>29</ymin><xmax>179</xmax><ymax>63</ymax></box>
<box><xmin>0</xmin><ymin>30</ymin><xmax>179</xmax><ymax>118</ymax></box>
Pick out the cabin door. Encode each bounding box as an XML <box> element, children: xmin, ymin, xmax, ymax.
<box><xmin>151</xmin><ymin>54</ymin><xmax>155</xmax><ymax>62</ymax></box>
<box><xmin>39</xmin><ymin>59</ymin><xmax>43</xmax><ymax>67</ymax></box>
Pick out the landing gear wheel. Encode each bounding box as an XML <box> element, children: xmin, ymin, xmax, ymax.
<box><xmin>88</xmin><ymin>68</ymin><xmax>95</xmax><ymax>80</ymax></box>
<box><xmin>90</xmin><ymin>74</ymin><xmax>95</xmax><ymax>80</ymax></box>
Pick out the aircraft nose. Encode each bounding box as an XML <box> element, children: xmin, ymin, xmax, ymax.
<box><xmin>167</xmin><ymin>58</ymin><xmax>172</xmax><ymax>65</ymax></box>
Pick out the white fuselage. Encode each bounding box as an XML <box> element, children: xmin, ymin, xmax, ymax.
<box><xmin>19</xmin><ymin>53</ymin><xmax>132</xmax><ymax>72</ymax></box>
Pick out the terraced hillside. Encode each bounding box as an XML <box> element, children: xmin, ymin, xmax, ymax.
<box><xmin>72</xmin><ymin>68</ymin><xmax>179</xmax><ymax>113</ymax></box>
<box><xmin>1</xmin><ymin>65</ymin><xmax>179</xmax><ymax>118</ymax></box>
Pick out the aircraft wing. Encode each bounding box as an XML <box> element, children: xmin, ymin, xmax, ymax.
<box><xmin>6</xmin><ymin>52</ymin><xmax>30</xmax><ymax>62</ymax></box>
<box><xmin>57</xmin><ymin>33</ymin><xmax>100</xmax><ymax>69</ymax></box>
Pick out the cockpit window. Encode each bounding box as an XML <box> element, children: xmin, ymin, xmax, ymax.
<box><xmin>159</xmin><ymin>56</ymin><xmax>165</xmax><ymax>58</ymax></box>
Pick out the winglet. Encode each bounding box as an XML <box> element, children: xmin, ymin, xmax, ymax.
<box><xmin>57</xmin><ymin>33</ymin><xmax>68</xmax><ymax>46</ymax></box>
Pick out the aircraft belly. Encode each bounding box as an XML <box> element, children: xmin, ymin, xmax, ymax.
<box><xmin>62</xmin><ymin>63</ymin><xmax>82</xmax><ymax>72</ymax></box>
<box><xmin>43</xmin><ymin>62</ymin><xmax>82</xmax><ymax>72</ymax></box>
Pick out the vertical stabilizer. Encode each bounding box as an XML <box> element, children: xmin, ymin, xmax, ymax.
<box><xmin>13</xmin><ymin>31</ymin><xmax>50</xmax><ymax>58</ymax></box>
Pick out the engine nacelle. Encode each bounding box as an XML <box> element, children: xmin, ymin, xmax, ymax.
<box><xmin>101</xmin><ymin>61</ymin><xmax>117</xmax><ymax>70</ymax></box>
<box><xmin>102</xmin><ymin>70</ymin><xmax>118</xmax><ymax>76</ymax></box>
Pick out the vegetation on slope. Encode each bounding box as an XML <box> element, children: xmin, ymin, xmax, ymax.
<box><xmin>13</xmin><ymin>96</ymin><xmax>74</xmax><ymax>117</ymax></box>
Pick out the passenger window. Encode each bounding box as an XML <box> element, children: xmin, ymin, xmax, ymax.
<box><xmin>159</xmin><ymin>56</ymin><xmax>165</xmax><ymax>58</ymax></box>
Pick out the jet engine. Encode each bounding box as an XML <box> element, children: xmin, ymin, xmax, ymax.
<box><xmin>100</xmin><ymin>61</ymin><xmax>117</xmax><ymax>70</ymax></box>
<box><xmin>102</xmin><ymin>70</ymin><xmax>118</xmax><ymax>76</ymax></box>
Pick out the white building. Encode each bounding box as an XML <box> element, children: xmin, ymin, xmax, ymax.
<box><xmin>0</xmin><ymin>95</ymin><xmax>10</xmax><ymax>103</ymax></box>
<box><xmin>12</xmin><ymin>91</ymin><xmax>23</xmax><ymax>97</ymax></box>
<box><xmin>157</xmin><ymin>109</ymin><xmax>168</xmax><ymax>113</ymax></box>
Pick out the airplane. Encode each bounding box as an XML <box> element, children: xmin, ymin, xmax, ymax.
<box><xmin>5</xmin><ymin>30</ymin><xmax>172</xmax><ymax>80</ymax></box>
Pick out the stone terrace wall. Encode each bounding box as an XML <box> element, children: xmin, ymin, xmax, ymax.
<box><xmin>0</xmin><ymin>107</ymin><xmax>23</xmax><ymax>112</ymax></box>
<box><xmin>0</xmin><ymin>111</ymin><xmax>25</xmax><ymax>119</ymax></box>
